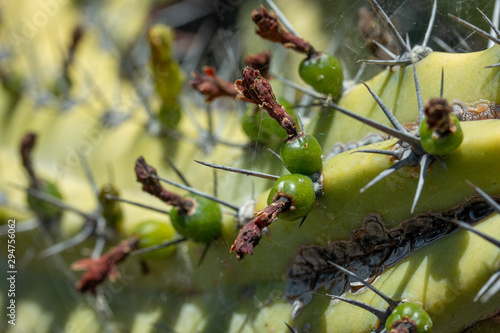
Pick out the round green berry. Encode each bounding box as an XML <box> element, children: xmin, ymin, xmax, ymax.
<box><xmin>267</xmin><ymin>174</ymin><xmax>316</xmax><ymax>221</ymax></box>
<box><xmin>170</xmin><ymin>194</ymin><xmax>222</xmax><ymax>243</ymax></box>
<box><xmin>386</xmin><ymin>302</ymin><xmax>433</xmax><ymax>333</ymax></box>
<box><xmin>242</xmin><ymin>99</ymin><xmax>297</xmax><ymax>145</ymax></box>
<box><xmin>242</xmin><ymin>110</ymin><xmax>280</xmax><ymax>145</ymax></box>
<box><xmin>133</xmin><ymin>219</ymin><xmax>176</xmax><ymax>260</ymax></box>
<box><xmin>280</xmin><ymin>134</ymin><xmax>323</xmax><ymax>175</ymax></box>
<box><xmin>158</xmin><ymin>104</ymin><xmax>181</xmax><ymax>129</ymax></box>
<box><xmin>27</xmin><ymin>180</ymin><xmax>63</xmax><ymax>221</ymax></box>
<box><xmin>98</xmin><ymin>184</ymin><xmax>123</xmax><ymax>228</ymax></box>
<box><xmin>299</xmin><ymin>52</ymin><xmax>343</xmax><ymax>97</ymax></box>
<box><xmin>419</xmin><ymin>114</ymin><xmax>463</xmax><ymax>155</ymax></box>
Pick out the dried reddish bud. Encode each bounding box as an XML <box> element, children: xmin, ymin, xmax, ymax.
<box><xmin>70</xmin><ymin>25</ymin><xmax>85</xmax><ymax>53</ymax></box>
<box><xmin>244</xmin><ymin>50</ymin><xmax>272</xmax><ymax>79</ymax></box>
<box><xmin>358</xmin><ymin>7</ymin><xmax>397</xmax><ymax>60</ymax></box>
<box><xmin>20</xmin><ymin>132</ymin><xmax>38</xmax><ymax>187</ymax></box>
<box><xmin>252</xmin><ymin>5</ymin><xmax>314</xmax><ymax>56</ymax></box>
<box><xmin>72</xmin><ymin>236</ymin><xmax>139</xmax><ymax>294</ymax></box>
<box><xmin>231</xmin><ymin>196</ymin><xmax>291</xmax><ymax>260</ymax></box>
<box><xmin>231</xmin><ymin>221</ymin><xmax>263</xmax><ymax>260</ymax></box>
<box><xmin>190</xmin><ymin>66</ymin><xmax>238</xmax><ymax>102</ymax></box>
<box><xmin>135</xmin><ymin>156</ymin><xmax>192</xmax><ymax>214</ymax></box>
<box><xmin>424</xmin><ymin>98</ymin><xmax>456</xmax><ymax>135</ymax></box>
<box><xmin>389</xmin><ymin>317</ymin><xmax>419</xmax><ymax>333</ymax></box>
<box><xmin>235</xmin><ymin>66</ymin><xmax>298</xmax><ymax>139</ymax></box>
<box><xmin>62</xmin><ymin>25</ymin><xmax>85</xmax><ymax>85</ymax></box>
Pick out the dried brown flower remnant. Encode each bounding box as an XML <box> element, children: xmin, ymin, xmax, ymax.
<box><xmin>231</xmin><ymin>196</ymin><xmax>291</xmax><ymax>260</ymax></box>
<box><xmin>424</xmin><ymin>98</ymin><xmax>456</xmax><ymax>135</ymax></box>
<box><xmin>389</xmin><ymin>317</ymin><xmax>419</xmax><ymax>333</ymax></box>
<box><xmin>135</xmin><ymin>156</ymin><xmax>193</xmax><ymax>214</ymax></box>
<box><xmin>235</xmin><ymin>66</ymin><xmax>298</xmax><ymax>139</ymax></box>
<box><xmin>64</xmin><ymin>25</ymin><xmax>85</xmax><ymax>72</ymax></box>
<box><xmin>20</xmin><ymin>132</ymin><xmax>38</xmax><ymax>187</ymax></box>
<box><xmin>57</xmin><ymin>25</ymin><xmax>85</xmax><ymax>91</ymax></box>
<box><xmin>252</xmin><ymin>5</ymin><xmax>314</xmax><ymax>56</ymax></box>
<box><xmin>245</xmin><ymin>50</ymin><xmax>272</xmax><ymax>79</ymax></box>
<box><xmin>71</xmin><ymin>236</ymin><xmax>139</xmax><ymax>294</ymax></box>
<box><xmin>190</xmin><ymin>66</ymin><xmax>238</xmax><ymax>102</ymax></box>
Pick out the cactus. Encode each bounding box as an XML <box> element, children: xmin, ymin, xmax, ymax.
<box><xmin>1</xmin><ymin>1</ymin><xmax>500</xmax><ymax>333</ymax></box>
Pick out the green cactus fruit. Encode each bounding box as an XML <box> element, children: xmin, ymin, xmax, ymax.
<box><xmin>2</xmin><ymin>1</ymin><xmax>500</xmax><ymax>333</ymax></box>
<box><xmin>420</xmin><ymin>113</ymin><xmax>463</xmax><ymax>156</ymax></box>
<box><xmin>386</xmin><ymin>302</ymin><xmax>433</xmax><ymax>333</ymax></box>
<box><xmin>267</xmin><ymin>174</ymin><xmax>316</xmax><ymax>221</ymax></box>
<box><xmin>242</xmin><ymin>99</ymin><xmax>298</xmax><ymax>145</ymax></box>
<box><xmin>158</xmin><ymin>103</ymin><xmax>182</xmax><ymax>130</ymax></box>
<box><xmin>169</xmin><ymin>194</ymin><xmax>222</xmax><ymax>243</ymax></box>
<box><xmin>27</xmin><ymin>180</ymin><xmax>63</xmax><ymax>221</ymax></box>
<box><xmin>133</xmin><ymin>219</ymin><xmax>176</xmax><ymax>260</ymax></box>
<box><xmin>148</xmin><ymin>24</ymin><xmax>185</xmax><ymax>129</ymax></box>
<box><xmin>299</xmin><ymin>52</ymin><xmax>343</xmax><ymax>97</ymax></box>
<box><xmin>98</xmin><ymin>184</ymin><xmax>123</xmax><ymax>228</ymax></box>
<box><xmin>280</xmin><ymin>133</ymin><xmax>323</xmax><ymax>175</ymax></box>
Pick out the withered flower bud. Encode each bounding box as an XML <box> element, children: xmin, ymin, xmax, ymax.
<box><xmin>245</xmin><ymin>50</ymin><xmax>272</xmax><ymax>79</ymax></box>
<box><xmin>135</xmin><ymin>156</ymin><xmax>193</xmax><ymax>214</ymax></box>
<box><xmin>231</xmin><ymin>197</ymin><xmax>291</xmax><ymax>260</ymax></box>
<box><xmin>20</xmin><ymin>132</ymin><xmax>38</xmax><ymax>187</ymax></box>
<box><xmin>72</xmin><ymin>236</ymin><xmax>139</xmax><ymax>294</ymax></box>
<box><xmin>252</xmin><ymin>5</ymin><xmax>314</xmax><ymax>56</ymax></box>
<box><xmin>190</xmin><ymin>66</ymin><xmax>238</xmax><ymax>102</ymax></box>
<box><xmin>235</xmin><ymin>66</ymin><xmax>298</xmax><ymax>139</ymax></box>
<box><xmin>424</xmin><ymin>98</ymin><xmax>456</xmax><ymax>136</ymax></box>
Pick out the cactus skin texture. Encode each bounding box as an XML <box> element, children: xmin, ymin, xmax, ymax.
<box><xmin>1</xmin><ymin>1</ymin><xmax>500</xmax><ymax>333</ymax></box>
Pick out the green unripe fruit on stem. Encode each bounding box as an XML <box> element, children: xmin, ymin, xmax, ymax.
<box><xmin>267</xmin><ymin>174</ymin><xmax>316</xmax><ymax>221</ymax></box>
<box><xmin>98</xmin><ymin>184</ymin><xmax>123</xmax><ymax>228</ymax></box>
<box><xmin>419</xmin><ymin>114</ymin><xmax>463</xmax><ymax>155</ymax></box>
<box><xmin>158</xmin><ymin>103</ymin><xmax>182</xmax><ymax>129</ymax></box>
<box><xmin>27</xmin><ymin>180</ymin><xmax>63</xmax><ymax>221</ymax></box>
<box><xmin>242</xmin><ymin>99</ymin><xmax>297</xmax><ymax>145</ymax></box>
<box><xmin>148</xmin><ymin>24</ymin><xmax>185</xmax><ymax>130</ymax></box>
<box><xmin>133</xmin><ymin>219</ymin><xmax>176</xmax><ymax>260</ymax></box>
<box><xmin>170</xmin><ymin>194</ymin><xmax>222</xmax><ymax>243</ymax></box>
<box><xmin>386</xmin><ymin>302</ymin><xmax>433</xmax><ymax>333</ymax></box>
<box><xmin>280</xmin><ymin>134</ymin><xmax>323</xmax><ymax>175</ymax></box>
<box><xmin>299</xmin><ymin>52</ymin><xmax>343</xmax><ymax>97</ymax></box>
<box><xmin>242</xmin><ymin>110</ymin><xmax>278</xmax><ymax>145</ymax></box>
